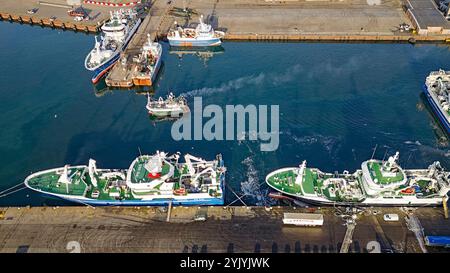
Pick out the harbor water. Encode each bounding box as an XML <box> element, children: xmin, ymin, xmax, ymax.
<box><xmin>1</xmin><ymin>21</ymin><xmax>450</xmax><ymax>206</ymax></box>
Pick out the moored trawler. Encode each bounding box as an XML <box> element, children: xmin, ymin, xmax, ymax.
<box><xmin>25</xmin><ymin>152</ymin><xmax>226</xmax><ymax>206</ymax></box>
<box><xmin>84</xmin><ymin>9</ymin><xmax>141</xmax><ymax>84</ymax></box>
<box><xmin>423</xmin><ymin>69</ymin><xmax>450</xmax><ymax>133</ymax></box>
<box><xmin>167</xmin><ymin>15</ymin><xmax>225</xmax><ymax>47</ymax></box>
<box><xmin>132</xmin><ymin>35</ymin><xmax>162</xmax><ymax>86</ymax></box>
<box><xmin>266</xmin><ymin>152</ymin><xmax>450</xmax><ymax>206</ymax></box>
<box><xmin>146</xmin><ymin>92</ymin><xmax>190</xmax><ymax>117</ymax></box>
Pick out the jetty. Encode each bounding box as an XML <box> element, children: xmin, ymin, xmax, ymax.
<box><xmin>105</xmin><ymin>0</ymin><xmax>173</xmax><ymax>87</ymax></box>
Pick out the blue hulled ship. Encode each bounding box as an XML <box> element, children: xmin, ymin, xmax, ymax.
<box><xmin>84</xmin><ymin>9</ymin><xmax>141</xmax><ymax>84</ymax></box>
<box><xmin>423</xmin><ymin>69</ymin><xmax>450</xmax><ymax>133</ymax></box>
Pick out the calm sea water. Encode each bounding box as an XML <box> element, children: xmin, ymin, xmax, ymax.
<box><xmin>1</xmin><ymin>21</ymin><xmax>450</xmax><ymax>206</ymax></box>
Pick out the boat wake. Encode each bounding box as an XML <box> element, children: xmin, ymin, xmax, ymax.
<box><xmin>281</xmin><ymin>130</ymin><xmax>342</xmax><ymax>159</ymax></box>
<box><xmin>404</xmin><ymin>140</ymin><xmax>450</xmax><ymax>157</ymax></box>
<box><xmin>181</xmin><ymin>64</ymin><xmax>304</xmax><ymax>98</ymax></box>
<box><xmin>240</xmin><ymin>156</ymin><xmax>275</xmax><ymax>206</ymax></box>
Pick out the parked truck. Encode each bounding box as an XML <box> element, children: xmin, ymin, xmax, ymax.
<box><xmin>282</xmin><ymin>213</ymin><xmax>324</xmax><ymax>227</ymax></box>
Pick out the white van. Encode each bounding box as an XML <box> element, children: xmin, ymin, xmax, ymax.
<box><xmin>383</xmin><ymin>214</ymin><xmax>399</xmax><ymax>222</ymax></box>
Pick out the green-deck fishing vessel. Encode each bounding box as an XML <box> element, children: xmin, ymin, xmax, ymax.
<box><xmin>25</xmin><ymin>151</ymin><xmax>226</xmax><ymax>206</ymax></box>
<box><xmin>266</xmin><ymin>152</ymin><xmax>450</xmax><ymax>206</ymax></box>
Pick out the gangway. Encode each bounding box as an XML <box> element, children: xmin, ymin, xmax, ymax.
<box><xmin>405</xmin><ymin>214</ymin><xmax>427</xmax><ymax>253</ymax></box>
<box><xmin>340</xmin><ymin>220</ymin><xmax>356</xmax><ymax>253</ymax></box>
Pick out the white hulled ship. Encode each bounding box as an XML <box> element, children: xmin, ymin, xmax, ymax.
<box><xmin>84</xmin><ymin>9</ymin><xmax>141</xmax><ymax>84</ymax></box>
<box><xmin>146</xmin><ymin>92</ymin><xmax>190</xmax><ymax>117</ymax></box>
<box><xmin>266</xmin><ymin>152</ymin><xmax>450</xmax><ymax>206</ymax></box>
<box><xmin>24</xmin><ymin>152</ymin><xmax>225</xmax><ymax>206</ymax></box>
<box><xmin>423</xmin><ymin>69</ymin><xmax>450</xmax><ymax>134</ymax></box>
<box><xmin>167</xmin><ymin>15</ymin><xmax>225</xmax><ymax>47</ymax></box>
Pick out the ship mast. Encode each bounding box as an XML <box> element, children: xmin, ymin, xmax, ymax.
<box><xmin>58</xmin><ymin>165</ymin><xmax>72</xmax><ymax>194</ymax></box>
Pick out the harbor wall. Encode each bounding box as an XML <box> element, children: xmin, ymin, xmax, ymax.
<box><xmin>0</xmin><ymin>12</ymin><xmax>100</xmax><ymax>33</ymax></box>
<box><xmin>157</xmin><ymin>33</ymin><xmax>450</xmax><ymax>43</ymax></box>
<box><xmin>0</xmin><ymin>206</ymin><xmax>448</xmax><ymax>253</ymax></box>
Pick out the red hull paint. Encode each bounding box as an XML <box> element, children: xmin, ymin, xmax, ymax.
<box><xmin>91</xmin><ymin>61</ymin><xmax>116</xmax><ymax>84</ymax></box>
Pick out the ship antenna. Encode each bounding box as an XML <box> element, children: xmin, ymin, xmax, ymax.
<box><xmin>381</xmin><ymin>148</ymin><xmax>389</xmax><ymax>163</ymax></box>
<box><xmin>405</xmin><ymin>151</ymin><xmax>414</xmax><ymax>168</ymax></box>
<box><xmin>138</xmin><ymin>147</ymin><xmax>142</xmax><ymax>157</ymax></box>
<box><xmin>370</xmin><ymin>144</ymin><xmax>378</xmax><ymax>160</ymax></box>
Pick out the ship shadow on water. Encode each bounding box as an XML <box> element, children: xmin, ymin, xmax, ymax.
<box><xmin>168</xmin><ymin>45</ymin><xmax>225</xmax><ymax>66</ymax></box>
<box><xmin>91</xmin><ymin>62</ymin><xmax>168</xmax><ymax>97</ymax></box>
<box><xmin>418</xmin><ymin>92</ymin><xmax>449</xmax><ymax>146</ymax></box>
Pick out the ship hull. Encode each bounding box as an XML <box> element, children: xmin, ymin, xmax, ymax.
<box><xmin>132</xmin><ymin>55</ymin><xmax>161</xmax><ymax>86</ymax></box>
<box><xmin>91</xmin><ymin>53</ymin><xmax>120</xmax><ymax>84</ymax></box>
<box><xmin>168</xmin><ymin>37</ymin><xmax>221</xmax><ymax>47</ymax></box>
<box><xmin>148</xmin><ymin>108</ymin><xmax>185</xmax><ymax>117</ymax></box>
<box><xmin>423</xmin><ymin>84</ymin><xmax>450</xmax><ymax>134</ymax></box>
<box><xmin>35</xmin><ymin>192</ymin><xmax>224</xmax><ymax>206</ymax></box>
<box><xmin>267</xmin><ymin>187</ymin><xmax>443</xmax><ymax>207</ymax></box>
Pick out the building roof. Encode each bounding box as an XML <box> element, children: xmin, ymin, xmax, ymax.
<box><xmin>283</xmin><ymin>213</ymin><xmax>323</xmax><ymax>220</ymax></box>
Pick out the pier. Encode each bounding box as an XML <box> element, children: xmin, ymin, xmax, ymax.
<box><xmin>105</xmin><ymin>0</ymin><xmax>173</xmax><ymax>87</ymax></box>
<box><xmin>0</xmin><ymin>206</ymin><xmax>449</xmax><ymax>253</ymax></box>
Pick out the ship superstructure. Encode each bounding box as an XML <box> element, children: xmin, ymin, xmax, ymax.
<box><xmin>167</xmin><ymin>15</ymin><xmax>225</xmax><ymax>47</ymax></box>
<box><xmin>423</xmin><ymin>69</ymin><xmax>450</xmax><ymax>133</ymax></box>
<box><xmin>84</xmin><ymin>9</ymin><xmax>141</xmax><ymax>84</ymax></box>
<box><xmin>25</xmin><ymin>152</ymin><xmax>225</xmax><ymax>206</ymax></box>
<box><xmin>266</xmin><ymin>152</ymin><xmax>450</xmax><ymax>206</ymax></box>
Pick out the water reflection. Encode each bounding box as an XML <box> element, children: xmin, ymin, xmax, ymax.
<box><xmin>92</xmin><ymin>78</ymin><xmax>155</xmax><ymax>97</ymax></box>
<box><xmin>169</xmin><ymin>45</ymin><xmax>225</xmax><ymax>66</ymax></box>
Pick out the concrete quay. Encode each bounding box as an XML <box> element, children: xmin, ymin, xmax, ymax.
<box><xmin>0</xmin><ymin>206</ymin><xmax>449</xmax><ymax>253</ymax></box>
<box><xmin>161</xmin><ymin>0</ymin><xmax>450</xmax><ymax>42</ymax></box>
<box><xmin>0</xmin><ymin>0</ymin><xmax>139</xmax><ymax>32</ymax></box>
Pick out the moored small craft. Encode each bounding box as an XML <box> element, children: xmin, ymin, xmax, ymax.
<box><xmin>132</xmin><ymin>35</ymin><xmax>162</xmax><ymax>86</ymax></box>
<box><xmin>24</xmin><ymin>152</ymin><xmax>226</xmax><ymax>206</ymax></box>
<box><xmin>146</xmin><ymin>92</ymin><xmax>190</xmax><ymax>117</ymax></box>
<box><xmin>423</xmin><ymin>69</ymin><xmax>450</xmax><ymax>134</ymax></box>
<box><xmin>266</xmin><ymin>151</ymin><xmax>450</xmax><ymax>206</ymax></box>
<box><xmin>167</xmin><ymin>15</ymin><xmax>225</xmax><ymax>47</ymax></box>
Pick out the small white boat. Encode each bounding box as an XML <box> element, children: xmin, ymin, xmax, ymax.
<box><xmin>146</xmin><ymin>92</ymin><xmax>189</xmax><ymax>117</ymax></box>
<box><xmin>167</xmin><ymin>15</ymin><xmax>225</xmax><ymax>47</ymax></box>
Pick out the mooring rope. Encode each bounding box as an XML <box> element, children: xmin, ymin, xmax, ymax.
<box><xmin>0</xmin><ymin>184</ymin><xmax>27</xmax><ymax>198</ymax></box>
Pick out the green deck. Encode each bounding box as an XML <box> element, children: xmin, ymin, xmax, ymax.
<box><xmin>369</xmin><ymin>162</ymin><xmax>404</xmax><ymax>184</ymax></box>
<box><xmin>302</xmin><ymin>169</ymin><xmax>316</xmax><ymax>194</ymax></box>
<box><xmin>267</xmin><ymin>168</ymin><xmax>318</xmax><ymax>195</ymax></box>
<box><xmin>28</xmin><ymin>168</ymin><xmax>87</xmax><ymax>196</ymax></box>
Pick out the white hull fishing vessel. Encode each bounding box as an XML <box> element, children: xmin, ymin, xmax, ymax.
<box><xmin>266</xmin><ymin>152</ymin><xmax>450</xmax><ymax>206</ymax></box>
<box><xmin>24</xmin><ymin>152</ymin><xmax>226</xmax><ymax>206</ymax></box>
<box><xmin>84</xmin><ymin>9</ymin><xmax>141</xmax><ymax>84</ymax></box>
<box><xmin>147</xmin><ymin>92</ymin><xmax>189</xmax><ymax>117</ymax></box>
<box><xmin>423</xmin><ymin>69</ymin><xmax>450</xmax><ymax>134</ymax></box>
<box><xmin>167</xmin><ymin>15</ymin><xmax>225</xmax><ymax>47</ymax></box>
<box><xmin>132</xmin><ymin>35</ymin><xmax>162</xmax><ymax>86</ymax></box>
